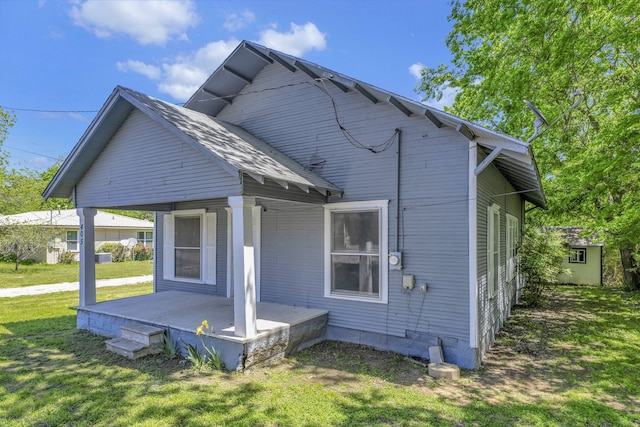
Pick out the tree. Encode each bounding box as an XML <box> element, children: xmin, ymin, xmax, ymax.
<box><xmin>0</xmin><ymin>164</ymin><xmax>73</xmax><ymax>215</ymax></box>
<box><xmin>0</xmin><ymin>221</ymin><xmax>60</xmax><ymax>270</ymax></box>
<box><xmin>418</xmin><ymin>0</ymin><xmax>640</xmax><ymax>289</ymax></box>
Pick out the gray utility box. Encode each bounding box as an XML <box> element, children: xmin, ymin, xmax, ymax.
<box><xmin>95</xmin><ymin>253</ymin><xmax>112</xmax><ymax>264</ymax></box>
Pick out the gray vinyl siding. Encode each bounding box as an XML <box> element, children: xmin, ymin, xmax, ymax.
<box><xmin>154</xmin><ymin>199</ymin><xmax>228</xmax><ymax>296</ymax></box>
<box><xmin>75</xmin><ymin>109</ymin><xmax>242</xmax><ymax>208</ymax></box>
<box><xmin>218</xmin><ymin>63</ymin><xmax>472</xmax><ymax>343</ymax></box>
<box><xmin>476</xmin><ymin>149</ymin><xmax>523</xmax><ymax>357</ymax></box>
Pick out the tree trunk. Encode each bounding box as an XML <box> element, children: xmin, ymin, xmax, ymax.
<box><xmin>620</xmin><ymin>245</ymin><xmax>640</xmax><ymax>290</ymax></box>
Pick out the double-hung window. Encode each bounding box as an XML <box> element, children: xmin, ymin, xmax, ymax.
<box><xmin>506</xmin><ymin>214</ymin><xmax>519</xmax><ymax>281</ymax></box>
<box><xmin>66</xmin><ymin>230</ymin><xmax>78</xmax><ymax>251</ymax></box>
<box><xmin>324</xmin><ymin>200</ymin><xmax>388</xmax><ymax>303</ymax></box>
<box><xmin>163</xmin><ymin>210</ymin><xmax>216</xmax><ymax>284</ymax></box>
<box><xmin>487</xmin><ymin>204</ymin><xmax>501</xmax><ymax>297</ymax></box>
<box><xmin>137</xmin><ymin>231</ymin><xmax>153</xmax><ymax>247</ymax></box>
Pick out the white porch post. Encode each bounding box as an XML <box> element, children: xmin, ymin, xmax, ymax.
<box><xmin>77</xmin><ymin>208</ymin><xmax>97</xmax><ymax>306</ymax></box>
<box><xmin>228</xmin><ymin>196</ymin><xmax>257</xmax><ymax>338</ymax></box>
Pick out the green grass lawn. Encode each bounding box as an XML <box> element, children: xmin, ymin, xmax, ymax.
<box><xmin>0</xmin><ymin>261</ymin><xmax>153</xmax><ymax>288</ymax></box>
<box><xmin>1</xmin><ymin>284</ymin><xmax>639</xmax><ymax>426</ymax></box>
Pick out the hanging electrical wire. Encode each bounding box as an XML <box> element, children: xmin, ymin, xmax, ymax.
<box><xmin>314</xmin><ymin>78</ymin><xmax>399</xmax><ymax>154</ymax></box>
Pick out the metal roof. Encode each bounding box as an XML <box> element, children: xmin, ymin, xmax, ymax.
<box><xmin>185</xmin><ymin>41</ymin><xmax>547</xmax><ymax>209</ymax></box>
<box><xmin>0</xmin><ymin>209</ymin><xmax>153</xmax><ymax>229</ymax></box>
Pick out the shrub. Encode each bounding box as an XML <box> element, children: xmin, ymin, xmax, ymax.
<box><xmin>97</xmin><ymin>243</ymin><xmax>127</xmax><ymax>262</ymax></box>
<box><xmin>133</xmin><ymin>244</ymin><xmax>153</xmax><ymax>261</ymax></box>
<box><xmin>58</xmin><ymin>251</ymin><xmax>77</xmax><ymax>264</ymax></box>
<box><xmin>518</xmin><ymin>225</ymin><xmax>568</xmax><ymax>307</ymax></box>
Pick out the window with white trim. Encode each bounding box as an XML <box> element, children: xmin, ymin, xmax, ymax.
<box><xmin>324</xmin><ymin>200</ymin><xmax>388</xmax><ymax>303</ymax></box>
<box><xmin>506</xmin><ymin>214</ymin><xmax>519</xmax><ymax>281</ymax></box>
<box><xmin>487</xmin><ymin>204</ymin><xmax>501</xmax><ymax>297</ymax></box>
<box><xmin>66</xmin><ymin>230</ymin><xmax>78</xmax><ymax>251</ymax></box>
<box><xmin>569</xmin><ymin>248</ymin><xmax>586</xmax><ymax>264</ymax></box>
<box><xmin>163</xmin><ymin>210</ymin><xmax>216</xmax><ymax>284</ymax></box>
<box><xmin>137</xmin><ymin>231</ymin><xmax>153</xmax><ymax>247</ymax></box>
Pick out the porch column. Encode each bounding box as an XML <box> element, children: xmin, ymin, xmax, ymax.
<box><xmin>77</xmin><ymin>208</ymin><xmax>97</xmax><ymax>306</ymax></box>
<box><xmin>228</xmin><ymin>196</ymin><xmax>257</xmax><ymax>338</ymax></box>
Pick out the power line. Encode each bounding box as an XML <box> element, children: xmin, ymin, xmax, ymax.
<box><xmin>3</xmin><ymin>107</ymin><xmax>98</xmax><ymax>113</ymax></box>
<box><xmin>4</xmin><ymin>145</ymin><xmax>62</xmax><ymax>161</ymax></box>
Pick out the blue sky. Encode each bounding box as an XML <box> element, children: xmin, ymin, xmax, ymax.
<box><xmin>0</xmin><ymin>0</ymin><xmax>455</xmax><ymax>170</ymax></box>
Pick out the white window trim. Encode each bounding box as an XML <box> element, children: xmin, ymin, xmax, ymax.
<box><xmin>163</xmin><ymin>209</ymin><xmax>216</xmax><ymax>285</ymax></box>
<box><xmin>66</xmin><ymin>230</ymin><xmax>79</xmax><ymax>252</ymax></box>
<box><xmin>487</xmin><ymin>204</ymin><xmax>501</xmax><ymax>298</ymax></box>
<box><xmin>506</xmin><ymin>213</ymin><xmax>519</xmax><ymax>282</ymax></box>
<box><xmin>569</xmin><ymin>247</ymin><xmax>587</xmax><ymax>264</ymax></box>
<box><xmin>324</xmin><ymin>200</ymin><xmax>389</xmax><ymax>304</ymax></box>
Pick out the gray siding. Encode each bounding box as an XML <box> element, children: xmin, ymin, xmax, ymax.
<box><xmin>216</xmin><ymin>64</ymin><xmax>474</xmax><ymax>359</ymax></box>
<box><xmin>75</xmin><ymin>109</ymin><xmax>242</xmax><ymax>208</ymax></box>
<box><xmin>154</xmin><ymin>199</ymin><xmax>228</xmax><ymax>296</ymax></box>
<box><xmin>476</xmin><ymin>148</ymin><xmax>523</xmax><ymax>358</ymax></box>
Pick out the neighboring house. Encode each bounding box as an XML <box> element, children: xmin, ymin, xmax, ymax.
<box><xmin>552</xmin><ymin>226</ymin><xmax>603</xmax><ymax>285</ymax></box>
<box><xmin>43</xmin><ymin>41</ymin><xmax>546</xmax><ymax>369</ymax></box>
<box><xmin>0</xmin><ymin>209</ymin><xmax>154</xmax><ymax>264</ymax></box>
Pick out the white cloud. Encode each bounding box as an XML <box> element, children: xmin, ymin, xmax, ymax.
<box><xmin>223</xmin><ymin>10</ymin><xmax>255</xmax><ymax>32</ymax></box>
<box><xmin>117</xmin><ymin>60</ymin><xmax>161</xmax><ymax>80</ymax></box>
<box><xmin>409</xmin><ymin>62</ymin><xmax>425</xmax><ymax>80</ymax></box>
<box><xmin>118</xmin><ymin>21</ymin><xmax>327</xmax><ymax>102</ymax></box>
<box><xmin>69</xmin><ymin>0</ymin><xmax>199</xmax><ymax>45</ymax></box>
<box><xmin>256</xmin><ymin>22</ymin><xmax>326</xmax><ymax>56</ymax></box>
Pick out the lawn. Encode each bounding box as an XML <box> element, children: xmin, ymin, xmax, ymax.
<box><xmin>1</xmin><ymin>284</ymin><xmax>639</xmax><ymax>426</ymax></box>
<box><xmin>0</xmin><ymin>261</ymin><xmax>153</xmax><ymax>288</ymax></box>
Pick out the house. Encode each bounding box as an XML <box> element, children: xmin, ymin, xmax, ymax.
<box><xmin>43</xmin><ymin>41</ymin><xmax>546</xmax><ymax>370</ymax></box>
<box><xmin>0</xmin><ymin>209</ymin><xmax>153</xmax><ymax>264</ymax></box>
<box><xmin>553</xmin><ymin>226</ymin><xmax>603</xmax><ymax>285</ymax></box>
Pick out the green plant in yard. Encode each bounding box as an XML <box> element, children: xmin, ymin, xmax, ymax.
<box><xmin>518</xmin><ymin>225</ymin><xmax>568</xmax><ymax>307</ymax></box>
<box><xmin>132</xmin><ymin>244</ymin><xmax>153</xmax><ymax>261</ymax></box>
<box><xmin>96</xmin><ymin>242</ymin><xmax>127</xmax><ymax>262</ymax></box>
<box><xmin>57</xmin><ymin>250</ymin><xmax>76</xmax><ymax>264</ymax></box>
<box><xmin>162</xmin><ymin>326</ymin><xmax>180</xmax><ymax>359</ymax></box>
<box><xmin>182</xmin><ymin>320</ymin><xmax>224</xmax><ymax>370</ymax></box>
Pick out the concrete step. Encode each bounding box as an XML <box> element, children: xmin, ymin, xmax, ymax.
<box><xmin>106</xmin><ymin>337</ymin><xmax>162</xmax><ymax>360</ymax></box>
<box><xmin>120</xmin><ymin>323</ymin><xmax>164</xmax><ymax>346</ymax></box>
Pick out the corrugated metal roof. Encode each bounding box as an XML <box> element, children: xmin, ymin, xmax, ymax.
<box><xmin>0</xmin><ymin>209</ymin><xmax>153</xmax><ymax>229</ymax></box>
<box><xmin>185</xmin><ymin>41</ymin><xmax>547</xmax><ymax>209</ymax></box>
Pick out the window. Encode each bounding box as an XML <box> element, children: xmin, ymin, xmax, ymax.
<box><xmin>137</xmin><ymin>231</ymin><xmax>153</xmax><ymax>247</ymax></box>
<box><xmin>569</xmin><ymin>248</ymin><xmax>587</xmax><ymax>264</ymax></box>
<box><xmin>163</xmin><ymin>210</ymin><xmax>216</xmax><ymax>284</ymax></box>
<box><xmin>324</xmin><ymin>200</ymin><xmax>388</xmax><ymax>303</ymax></box>
<box><xmin>66</xmin><ymin>230</ymin><xmax>78</xmax><ymax>251</ymax></box>
<box><xmin>506</xmin><ymin>214</ymin><xmax>519</xmax><ymax>281</ymax></box>
<box><xmin>487</xmin><ymin>204</ymin><xmax>501</xmax><ymax>297</ymax></box>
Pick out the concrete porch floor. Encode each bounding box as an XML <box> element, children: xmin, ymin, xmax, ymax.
<box><xmin>76</xmin><ymin>291</ymin><xmax>329</xmax><ymax>371</ymax></box>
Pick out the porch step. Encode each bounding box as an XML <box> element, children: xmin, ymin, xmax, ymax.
<box><xmin>105</xmin><ymin>323</ymin><xmax>164</xmax><ymax>360</ymax></box>
<box><xmin>120</xmin><ymin>323</ymin><xmax>164</xmax><ymax>346</ymax></box>
<box><xmin>106</xmin><ymin>337</ymin><xmax>163</xmax><ymax>359</ymax></box>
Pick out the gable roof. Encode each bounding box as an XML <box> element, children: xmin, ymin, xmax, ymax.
<box><xmin>43</xmin><ymin>86</ymin><xmax>341</xmax><ymax>200</ymax></box>
<box><xmin>0</xmin><ymin>209</ymin><xmax>153</xmax><ymax>229</ymax></box>
<box><xmin>544</xmin><ymin>226</ymin><xmax>603</xmax><ymax>247</ymax></box>
<box><xmin>185</xmin><ymin>41</ymin><xmax>546</xmax><ymax>208</ymax></box>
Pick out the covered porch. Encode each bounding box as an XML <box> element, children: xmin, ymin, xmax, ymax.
<box><xmin>77</xmin><ymin>290</ymin><xmax>328</xmax><ymax>371</ymax></box>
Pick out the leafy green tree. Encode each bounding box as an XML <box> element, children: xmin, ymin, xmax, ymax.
<box><xmin>518</xmin><ymin>226</ymin><xmax>568</xmax><ymax>306</ymax></box>
<box><xmin>0</xmin><ymin>164</ymin><xmax>72</xmax><ymax>215</ymax></box>
<box><xmin>418</xmin><ymin>0</ymin><xmax>640</xmax><ymax>289</ymax></box>
<box><xmin>0</xmin><ymin>221</ymin><xmax>61</xmax><ymax>270</ymax></box>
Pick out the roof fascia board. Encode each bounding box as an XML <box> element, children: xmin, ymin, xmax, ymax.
<box><xmin>118</xmin><ymin>89</ymin><xmax>241</xmax><ymax>180</ymax></box>
<box><xmin>43</xmin><ymin>87</ymin><xmax>127</xmax><ymax>200</ymax></box>
<box><xmin>243</xmin><ymin>42</ymin><xmax>274</xmax><ymax>64</ymax></box>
